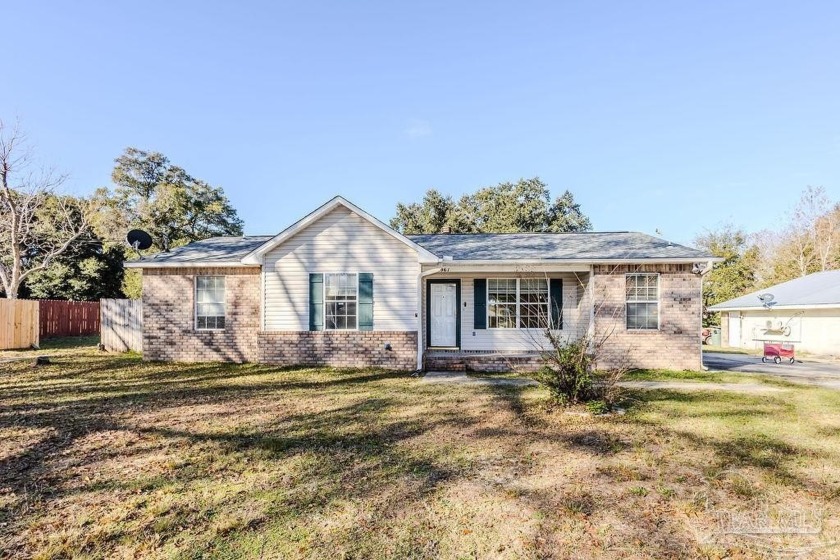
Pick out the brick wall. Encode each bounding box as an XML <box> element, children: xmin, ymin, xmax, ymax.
<box><xmin>142</xmin><ymin>267</ymin><xmax>260</xmax><ymax>362</ymax></box>
<box><xmin>593</xmin><ymin>264</ymin><xmax>702</xmax><ymax>371</ymax></box>
<box><xmin>258</xmin><ymin>331</ymin><xmax>417</xmax><ymax>370</ymax></box>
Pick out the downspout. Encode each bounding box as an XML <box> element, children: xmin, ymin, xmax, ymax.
<box><xmin>588</xmin><ymin>264</ymin><xmax>595</xmax><ymax>343</ymax></box>
<box><xmin>698</xmin><ymin>260</ymin><xmax>714</xmax><ymax>370</ymax></box>
<box><xmin>416</xmin><ymin>264</ymin><xmax>442</xmax><ymax>371</ymax></box>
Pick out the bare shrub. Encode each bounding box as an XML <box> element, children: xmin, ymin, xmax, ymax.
<box><xmin>534</xmin><ymin>329</ymin><xmax>627</xmax><ymax>410</ymax></box>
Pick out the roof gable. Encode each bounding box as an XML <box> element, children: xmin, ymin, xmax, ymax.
<box><xmin>240</xmin><ymin>196</ymin><xmax>440</xmax><ymax>265</ymax></box>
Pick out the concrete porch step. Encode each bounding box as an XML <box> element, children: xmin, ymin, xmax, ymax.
<box><xmin>424</xmin><ymin>352</ymin><xmax>543</xmax><ymax>373</ymax></box>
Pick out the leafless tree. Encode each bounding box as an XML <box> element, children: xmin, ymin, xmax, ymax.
<box><xmin>787</xmin><ymin>186</ymin><xmax>839</xmax><ymax>276</ymax></box>
<box><xmin>0</xmin><ymin>120</ymin><xmax>89</xmax><ymax>298</ymax></box>
<box><xmin>751</xmin><ymin>187</ymin><xmax>840</xmax><ymax>286</ymax></box>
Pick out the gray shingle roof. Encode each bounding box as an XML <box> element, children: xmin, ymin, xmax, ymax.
<box><xmin>407</xmin><ymin>232</ymin><xmax>713</xmax><ymax>261</ymax></box>
<box><xmin>127</xmin><ymin>236</ymin><xmax>273</xmax><ymax>266</ymax></box>
<box><xmin>126</xmin><ymin>231</ymin><xmax>714</xmax><ymax>267</ymax></box>
<box><xmin>709</xmin><ymin>270</ymin><xmax>840</xmax><ymax>310</ymax></box>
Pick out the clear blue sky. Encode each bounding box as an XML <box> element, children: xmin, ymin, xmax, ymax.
<box><xmin>3</xmin><ymin>1</ymin><xmax>839</xmax><ymax>244</ymax></box>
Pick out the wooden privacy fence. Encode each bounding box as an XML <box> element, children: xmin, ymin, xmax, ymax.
<box><xmin>40</xmin><ymin>300</ymin><xmax>100</xmax><ymax>339</ymax></box>
<box><xmin>100</xmin><ymin>299</ymin><xmax>143</xmax><ymax>352</ymax></box>
<box><xmin>0</xmin><ymin>299</ymin><xmax>39</xmax><ymax>350</ymax></box>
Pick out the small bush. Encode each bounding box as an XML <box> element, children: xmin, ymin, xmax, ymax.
<box><xmin>586</xmin><ymin>400</ymin><xmax>609</xmax><ymax>415</ymax></box>
<box><xmin>532</xmin><ymin>337</ymin><xmax>594</xmax><ymax>405</ymax></box>
<box><xmin>533</xmin><ymin>331</ymin><xmax>626</xmax><ymax>409</ymax></box>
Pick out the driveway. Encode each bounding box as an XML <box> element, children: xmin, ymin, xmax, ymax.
<box><xmin>703</xmin><ymin>352</ymin><xmax>840</xmax><ymax>389</ymax></box>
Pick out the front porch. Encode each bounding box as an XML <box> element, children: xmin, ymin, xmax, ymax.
<box><xmin>420</xmin><ymin>267</ymin><xmax>592</xmax><ymax>372</ymax></box>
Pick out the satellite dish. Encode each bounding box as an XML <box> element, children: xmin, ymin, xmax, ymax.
<box><xmin>758</xmin><ymin>293</ymin><xmax>775</xmax><ymax>308</ymax></box>
<box><xmin>126</xmin><ymin>229</ymin><xmax>153</xmax><ymax>252</ymax></box>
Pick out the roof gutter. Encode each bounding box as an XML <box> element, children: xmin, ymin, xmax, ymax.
<box><xmin>123</xmin><ymin>261</ymin><xmax>261</xmax><ymax>269</ymax></box>
<box><xmin>709</xmin><ymin>304</ymin><xmax>840</xmax><ymax>312</ymax></box>
<box><xmin>433</xmin><ymin>257</ymin><xmax>722</xmax><ymax>266</ymax></box>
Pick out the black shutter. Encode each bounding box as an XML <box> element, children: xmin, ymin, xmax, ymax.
<box><xmin>309</xmin><ymin>273</ymin><xmax>324</xmax><ymax>331</ymax></box>
<box><xmin>550</xmin><ymin>278</ymin><xmax>563</xmax><ymax>329</ymax></box>
<box><xmin>474</xmin><ymin>279</ymin><xmax>487</xmax><ymax>329</ymax></box>
<box><xmin>358</xmin><ymin>273</ymin><xmax>374</xmax><ymax>331</ymax></box>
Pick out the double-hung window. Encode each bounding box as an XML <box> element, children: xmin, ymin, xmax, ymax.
<box><xmin>519</xmin><ymin>279</ymin><xmax>550</xmax><ymax>328</ymax></box>
<box><xmin>488</xmin><ymin>278</ymin><xmax>550</xmax><ymax>329</ymax></box>
<box><xmin>196</xmin><ymin>276</ymin><xmax>225</xmax><ymax>330</ymax></box>
<box><xmin>488</xmin><ymin>279</ymin><xmax>518</xmax><ymax>328</ymax></box>
<box><xmin>325</xmin><ymin>273</ymin><xmax>358</xmax><ymax>330</ymax></box>
<box><xmin>626</xmin><ymin>273</ymin><xmax>659</xmax><ymax>330</ymax></box>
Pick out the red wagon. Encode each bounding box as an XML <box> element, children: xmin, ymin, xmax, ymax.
<box><xmin>761</xmin><ymin>342</ymin><xmax>795</xmax><ymax>364</ymax></box>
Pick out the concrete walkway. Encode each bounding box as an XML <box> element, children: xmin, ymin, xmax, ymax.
<box><xmin>421</xmin><ymin>370</ymin><xmax>538</xmax><ymax>387</ymax></box>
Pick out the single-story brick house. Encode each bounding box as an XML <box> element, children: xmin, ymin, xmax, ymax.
<box><xmin>126</xmin><ymin>196</ymin><xmax>718</xmax><ymax>371</ymax></box>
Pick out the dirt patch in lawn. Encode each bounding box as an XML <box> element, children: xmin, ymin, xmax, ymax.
<box><xmin>1</xmin><ymin>350</ymin><xmax>839</xmax><ymax>559</ymax></box>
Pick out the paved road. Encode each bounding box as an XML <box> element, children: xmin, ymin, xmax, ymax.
<box><xmin>703</xmin><ymin>352</ymin><xmax>840</xmax><ymax>389</ymax></box>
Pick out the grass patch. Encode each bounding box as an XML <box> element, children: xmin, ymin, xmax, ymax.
<box><xmin>0</xmin><ymin>335</ymin><xmax>100</xmax><ymax>360</ymax></box>
<box><xmin>624</xmin><ymin>368</ymin><xmax>799</xmax><ymax>388</ymax></box>
<box><xmin>1</xmin><ymin>349</ymin><xmax>838</xmax><ymax>558</ymax></box>
<box><xmin>39</xmin><ymin>334</ymin><xmax>101</xmax><ymax>351</ymax></box>
<box><xmin>702</xmin><ymin>345</ymin><xmax>756</xmax><ymax>355</ymax></box>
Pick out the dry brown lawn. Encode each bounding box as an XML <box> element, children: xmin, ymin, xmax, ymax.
<box><xmin>1</xmin><ymin>339</ymin><xmax>838</xmax><ymax>559</ymax></box>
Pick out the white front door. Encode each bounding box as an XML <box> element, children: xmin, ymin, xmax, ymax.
<box><xmin>728</xmin><ymin>312</ymin><xmax>741</xmax><ymax>347</ymax></box>
<box><xmin>430</xmin><ymin>283</ymin><xmax>458</xmax><ymax>347</ymax></box>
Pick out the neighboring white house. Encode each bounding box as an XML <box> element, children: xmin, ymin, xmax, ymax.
<box><xmin>709</xmin><ymin>270</ymin><xmax>840</xmax><ymax>356</ymax></box>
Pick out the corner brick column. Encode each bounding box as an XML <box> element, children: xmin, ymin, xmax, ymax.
<box><xmin>592</xmin><ymin>264</ymin><xmax>703</xmax><ymax>371</ymax></box>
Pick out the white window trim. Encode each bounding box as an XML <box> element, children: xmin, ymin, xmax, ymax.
<box><xmin>195</xmin><ymin>275</ymin><xmax>226</xmax><ymax>332</ymax></box>
<box><xmin>486</xmin><ymin>278</ymin><xmax>553</xmax><ymax>330</ymax></box>
<box><xmin>625</xmin><ymin>273</ymin><xmax>660</xmax><ymax>331</ymax></box>
<box><xmin>323</xmin><ymin>272</ymin><xmax>360</xmax><ymax>331</ymax></box>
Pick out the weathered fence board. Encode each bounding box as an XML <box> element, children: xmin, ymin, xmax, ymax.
<box><xmin>39</xmin><ymin>300</ymin><xmax>100</xmax><ymax>339</ymax></box>
<box><xmin>0</xmin><ymin>299</ymin><xmax>39</xmax><ymax>350</ymax></box>
<box><xmin>100</xmin><ymin>299</ymin><xmax>143</xmax><ymax>352</ymax></box>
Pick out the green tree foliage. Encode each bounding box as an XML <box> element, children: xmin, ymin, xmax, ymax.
<box><xmin>20</xmin><ymin>195</ymin><xmax>124</xmax><ymax>300</ymax></box>
<box><xmin>694</xmin><ymin>224</ymin><xmax>760</xmax><ymax>326</ymax></box>
<box><xmin>94</xmin><ymin>148</ymin><xmax>244</xmax><ymax>297</ymax></box>
<box><xmin>390</xmin><ymin>177</ymin><xmax>592</xmax><ymax>234</ymax></box>
<box><xmin>22</xmin><ymin>241</ymin><xmax>124</xmax><ymax>300</ymax></box>
<box><xmin>389</xmin><ymin>189</ymin><xmax>472</xmax><ymax>235</ymax></box>
<box><xmin>94</xmin><ymin>148</ymin><xmax>244</xmax><ymax>252</ymax></box>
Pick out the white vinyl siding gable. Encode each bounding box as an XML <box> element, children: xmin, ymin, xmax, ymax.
<box><xmin>263</xmin><ymin>206</ymin><xmax>420</xmax><ymax>331</ymax></box>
